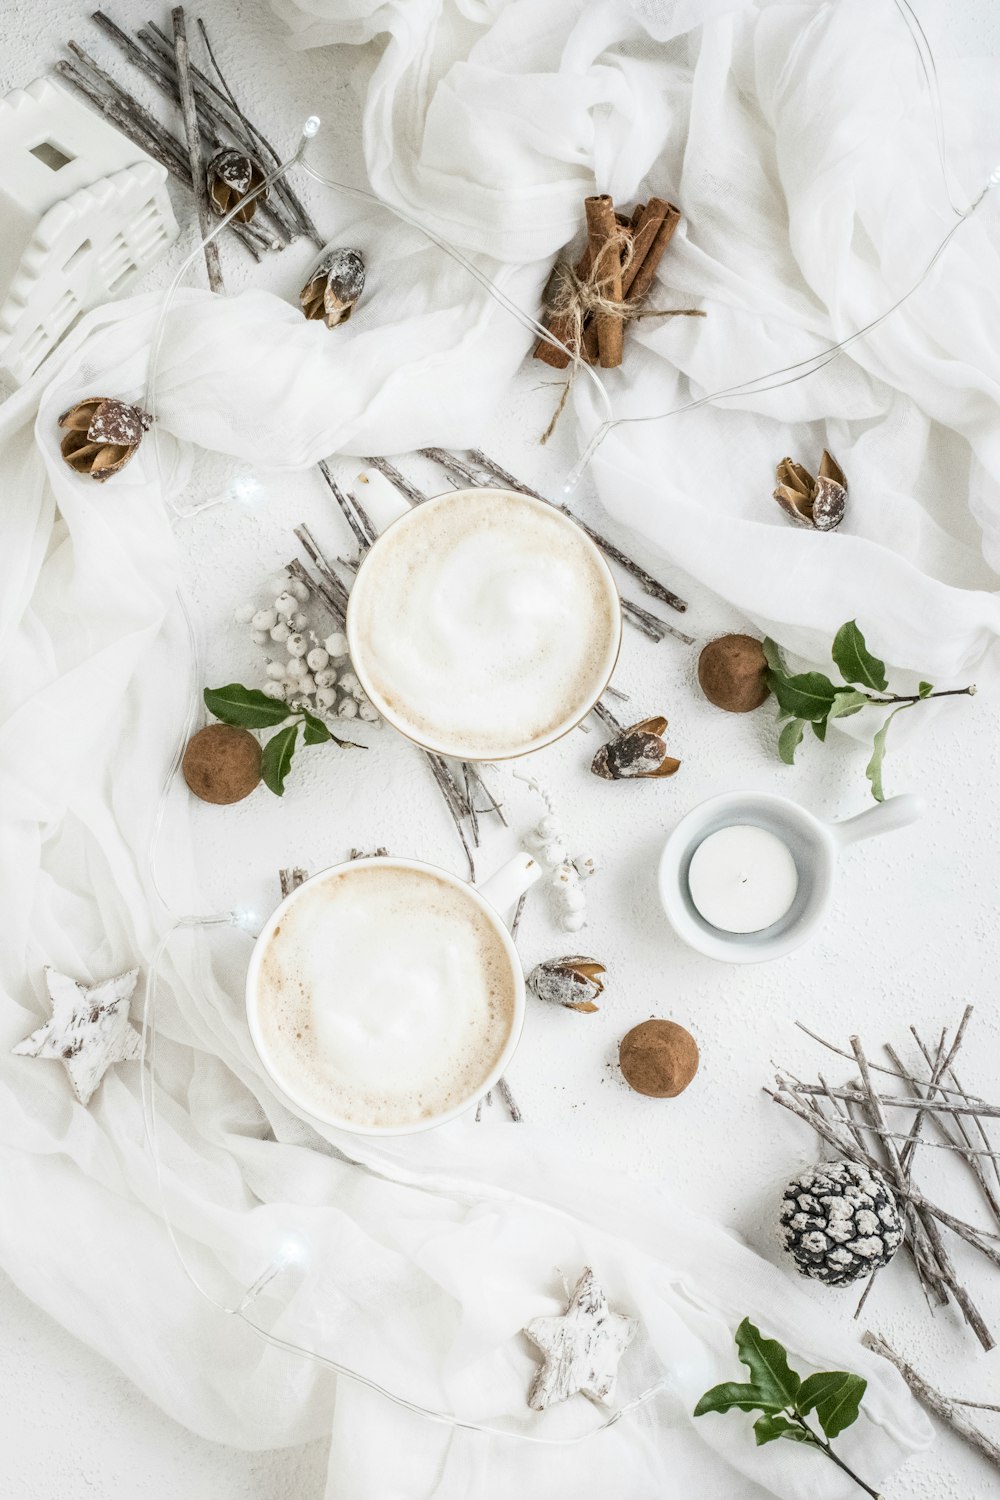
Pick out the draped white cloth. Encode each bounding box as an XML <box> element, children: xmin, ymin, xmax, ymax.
<box><xmin>8</xmin><ymin>0</ymin><xmax>1000</xmax><ymax>1492</ymax></box>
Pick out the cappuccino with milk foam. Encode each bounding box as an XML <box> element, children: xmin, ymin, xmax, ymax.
<box><xmin>253</xmin><ymin>864</ymin><xmax>518</xmax><ymax>1129</ymax></box>
<box><xmin>347</xmin><ymin>488</ymin><xmax>621</xmax><ymax>759</ymax></box>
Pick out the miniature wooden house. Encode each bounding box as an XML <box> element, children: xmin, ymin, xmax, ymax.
<box><xmin>0</xmin><ymin>76</ymin><xmax>178</xmax><ymax>386</ymax></box>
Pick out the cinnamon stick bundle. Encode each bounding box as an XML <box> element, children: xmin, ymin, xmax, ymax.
<box><xmin>534</xmin><ymin>195</ymin><xmax>682</xmax><ymax>370</ymax></box>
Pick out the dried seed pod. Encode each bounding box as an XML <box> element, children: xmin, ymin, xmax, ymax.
<box><xmin>527</xmin><ymin>957</ymin><xmax>606</xmax><ymax>1013</ymax></box>
<box><xmin>58</xmin><ymin>397</ymin><xmax>153</xmax><ymax>482</ymax></box>
<box><xmin>207</xmin><ymin>148</ymin><xmax>269</xmax><ymax>223</ymax></box>
<box><xmin>300</xmin><ymin>248</ymin><xmax>366</xmax><ymax>328</ymax></box>
<box><xmin>591</xmin><ymin>716</ymin><xmax>680</xmax><ymax>781</ymax></box>
<box><xmin>773</xmin><ymin>449</ymin><xmax>847</xmax><ymax>531</ymax></box>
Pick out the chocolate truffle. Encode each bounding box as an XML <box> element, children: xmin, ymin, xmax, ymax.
<box><xmin>619</xmin><ymin>1019</ymin><xmax>699</xmax><ymax>1098</ymax></box>
<box><xmin>697</xmin><ymin>634</ymin><xmax>770</xmax><ymax>713</ymax></box>
<box><xmin>182</xmin><ymin>723</ymin><xmax>261</xmax><ymax>804</ymax></box>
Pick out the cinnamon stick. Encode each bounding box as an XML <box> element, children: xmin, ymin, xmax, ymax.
<box><xmin>584</xmin><ymin>194</ymin><xmax>623</xmax><ymax>368</ymax></box>
<box><xmin>582</xmin><ymin>197</ymin><xmax>679</xmax><ymax>363</ymax></box>
<box><xmin>533</xmin><ymin>244</ymin><xmax>591</xmax><ymax>369</ymax></box>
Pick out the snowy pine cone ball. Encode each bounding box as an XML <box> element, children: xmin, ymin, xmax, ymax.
<box><xmin>779</xmin><ymin>1160</ymin><xmax>904</xmax><ymax>1286</ymax></box>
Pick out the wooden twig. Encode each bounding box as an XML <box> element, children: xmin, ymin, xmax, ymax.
<box><xmin>794</xmin><ymin>1021</ymin><xmax>976</xmax><ymax>1101</ymax></box>
<box><xmin>786</xmin><ymin>1082</ymin><xmax>1000</xmax><ymax>1122</ymax></box>
<box><xmin>509</xmin><ymin>891</ymin><xmax>527</xmax><ymax>943</ymax></box>
<box><xmin>466</xmin><ymin>765</ymin><xmax>507</xmax><ymax>827</ymax></box>
<box><xmin>463</xmin><ymin>767</ymin><xmax>480</xmax><ymax>848</ymax></box>
<box><xmin>592</xmin><ymin>700</ymin><xmax>622</xmax><ymax>732</ymax></box>
<box><xmin>910</xmin><ymin>1029</ymin><xmax>1000</xmax><ymax>1226</ymax></box>
<box><xmin>278</xmin><ymin>867</ymin><xmax>308</xmax><ymax>898</ymax></box>
<box><xmin>171</xmin><ymin>7</ymin><xmax>224</xmax><ymax>292</ymax></box>
<box><xmin>424</xmin><ymin>755</ymin><xmax>475</xmax><ymax>881</ymax></box>
<box><xmin>293</xmin><ymin>526</ymin><xmax>352</xmax><ymax>620</ymax></box>
<box><xmin>286</xmin><ymin>557</ymin><xmax>346</xmax><ymax>628</ymax></box>
<box><xmin>364</xmin><ymin>456</ymin><xmax>430</xmax><ymax>508</ymax></box>
<box><xmin>195</xmin><ymin>15</ymin><xmax>324</xmax><ymax>248</ymax></box>
<box><xmin>862</xmin><ymin>1333</ymin><xmax>1000</xmax><ymax>1472</ymax></box>
<box><xmin>495</xmin><ymin>1075</ymin><xmax>522</xmax><ymax>1123</ymax></box>
<box><xmin>317</xmin><ymin>461</ymin><xmax>376</xmax><ymax>550</ymax></box>
<box><xmin>620</xmin><ymin>597</ymin><xmax>695</xmax><ymax>645</ymax></box>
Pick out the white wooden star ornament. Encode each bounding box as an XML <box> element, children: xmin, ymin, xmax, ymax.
<box><xmin>13</xmin><ymin>966</ymin><xmax>142</xmax><ymax>1106</ymax></box>
<box><xmin>523</xmin><ymin>1266</ymin><xmax>638</xmax><ymax>1410</ymax></box>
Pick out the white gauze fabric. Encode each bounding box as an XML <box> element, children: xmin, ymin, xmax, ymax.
<box><xmin>8</xmin><ymin>0</ymin><xmax>999</xmax><ymax>1493</ymax></box>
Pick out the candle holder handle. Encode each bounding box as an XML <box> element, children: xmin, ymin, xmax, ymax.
<box><xmin>830</xmin><ymin>793</ymin><xmax>925</xmax><ymax>848</ymax></box>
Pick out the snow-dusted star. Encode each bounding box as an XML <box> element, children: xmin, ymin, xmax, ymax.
<box><xmin>524</xmin><ymin>1266</ymin><xmax>638</xmax><ymax>1410</ymax></box>
<box><xmin>13</xmin><ymin>966</ymin><xmax>142</xmax><ymax>1106</ymax></box>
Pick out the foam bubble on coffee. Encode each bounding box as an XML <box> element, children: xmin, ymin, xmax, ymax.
<box><xmin>348</xmin><ymin>489</ymin><xmax>619</xmax><ymax>758</ymax></box>
<box><xmin>254</xmin><ymin>865</ymin><xmax>517</xmax><ymax>1128</ymax></box>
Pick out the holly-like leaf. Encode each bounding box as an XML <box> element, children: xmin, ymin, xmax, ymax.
<box><xmin>865</xmin><ymin>703</ymin><xmax>911</xmax><ymax>803</ymax></box>
<box><xmin>832</xmin><ymin>621</ymin><xmax>888</xmax><ymax>692</ymax></box>
<box><xmin>260</xmin><ymin>724</ymin><xmax>299</xmax><ymax>795</ymax></box>
<box><xmin>767</xmin><ymin>670</ymin><xmax>838</xmax><ymax>724</ymax></box>
<box><xmin>734</xmin><ymin>1319</ymin><xmax>802</xmax><ymax>1407</ymax></box>
<box><xmin>301</xmin><ymin>710</ymin><xmax>332</xmax><ymax>746</ymax></box>
<box><xmin>761</xmin><ymin>637</ymin><xmax>786</xmax><ymax>674</ymax></box>
<box><xmin>797</xmin><ymin>1371</ymin><xmax>867</xmax><ymax>1439</ymax></box>
<box><xmin>753</xmin><ymin>1414</ymin><xmax>815</xmax><ymax>1446</ymax></box>
<box><xmin>827</xmin><ymin>689</ymin><xmax>868</xmax><ymax>722</ymax></box>
<box><xmin>205</xmin><ymin>683</ymin><xmax>289</xmax><ymax>729</ymax></box>
<box><xmin>918</xmin><ymin>681</ymin><xmax>934</xmax><ymax>698</ymax></box>
<box><xmin>694</xmin><ymin>1382</ymin><xmax>784</xmax><ymax>1418</ymax></box>
<box><xmin>778</xmin><ymin>718</ymin><xmax>806</xmax><ymax>764</ymax></box>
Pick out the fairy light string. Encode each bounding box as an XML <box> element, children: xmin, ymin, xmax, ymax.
<box><xmin>135</xmin><ymin>0</ymin><xmax>999</xmax><ymax>1444</ymax></box>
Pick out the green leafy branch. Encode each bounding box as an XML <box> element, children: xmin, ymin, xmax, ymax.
<box><xmin>204</xmin><ymin>684</ymin><xmax>363</xmax><ymax>796</ymax></box>
<box><xmin>694</xmin><ymin>1318</ymin><xmax>880</xmax><ymax>1498</ymax></box>
<box><xmin>764</xmin><ymin>621</ymin><xmax>975</xmax><ymax>802</ymax></box>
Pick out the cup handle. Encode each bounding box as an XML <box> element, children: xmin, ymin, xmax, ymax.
<box><xmin>475</xmin><ymin>851</ymin><xmax>542</xmax><ymax>917</ymax></box>
<box><xmin>830</xmin><ymin>793</ymin><xmax>925</xmax><ymax>848</ymax></box>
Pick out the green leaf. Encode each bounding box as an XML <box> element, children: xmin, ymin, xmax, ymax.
<box><xmin>734</xmin><ymin>1319</ymin><xmax>801</xmax><ymax>1407</ymax></box>
<box><xmin>301</xmin><ymin>710</ymin><xmax>332</xmax><ymax>746</ymax></box>
<box><xmin>694</xmin><ymin>1382</ymin><xmax>784</xmax><ymax>1418</ymax></box>
<box><xmin>831</xmin><ymin>621</ymin><xmax>888</xmax><ymax>692</ymax></box>
<box><xmin>778</xmin><ymin>718</ymin><xmax>806</xmax><ymax>764</ymax></box>
<box><xmin>865</xmin><ymin>703</ymin><xmax>911</xmax><ymax>803</ymax></box>
<box><xmin>753</xmin><ymin>1414</ymin><xmax>815</xmax><ymax>1446</ymax></box>
<box><xmin>767</xmin><ymin>670</ymin><xmax>838</xmax><ymax>724</ymax></box>
<box><xmin>205</xmin><ymin>683</ymin><xmax>289</xmax><ymax>730</ymax></box>
<box><xmin>918</xmin><ymin>681</ymin><xmax>934</xmax><ymax>698</ymax></box>
<box><xmin>812</xmin><ymin>719</ymin><xmax>827</xmax><ymax>742</ymax></box>
<box><xmin>797</xmin><ymin>1372</ymin><xmax>867</xmax><ymax>1439</ymax></box>
<box><xmin>260</xmin><ymin>724</ymin><xmax>299</xmax><ymax>796</ymax></box>
<box><xmin>761</xmin><ymin>637</ymin><xmax>786</xmax><ymax>674</ymax></box>
<box><xmin>827</xmin><ymin>689</ymin><xmax>868</xmax><ymax>722</ymax></box>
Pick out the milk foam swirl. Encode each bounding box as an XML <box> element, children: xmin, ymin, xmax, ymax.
<box><xmin>347</xmin><ymin>489</ymin><xmax>620</xmax><ymax>758</ymax></box>
<box><xmin>253</xmin><ymin>865</ymin><xmax>517</xmax><ymax>1129</ymax></box>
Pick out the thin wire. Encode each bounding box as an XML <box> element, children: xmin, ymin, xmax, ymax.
<box><xmin>892</xmin><ymin>0</ymin><xmax>965</xmax><ymax>217</ymax></box>
<box><xmin>139</xmin><ymin>915</ymin><xmax>672</xmax><ymax>1443</ymax></box>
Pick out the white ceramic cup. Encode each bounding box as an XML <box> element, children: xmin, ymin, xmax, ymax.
<box><xmin>345</xmin><ymin>487</ymin><xmax>623</xmax><ymax>761</ymax></box>
<box><xmin>245</xmin><ymin>851</ymin><xmax>540</xmax><ymax>1134</ymax></box>
<box><xmin>658</xmin><ymin>790</ymin><xmax>925</xmax><ymax>963</ymax></box>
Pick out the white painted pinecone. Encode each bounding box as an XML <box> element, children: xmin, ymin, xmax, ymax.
<box><xmin>779</xmin><ymin>1159</ymin><xmax>903</xmax><ymax>1286</ymax></box>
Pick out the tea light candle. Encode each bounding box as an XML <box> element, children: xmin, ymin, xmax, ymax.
<box><xmin>687</xmin><ymin>825</ymin><xmax>798</xmax><ymax>934</ymax></box>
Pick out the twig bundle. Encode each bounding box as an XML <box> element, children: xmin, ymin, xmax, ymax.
<box><xmin>769</xmin><ymin>1008</ymin><xmax>1000</xmax><ymax>1349</ymax></box>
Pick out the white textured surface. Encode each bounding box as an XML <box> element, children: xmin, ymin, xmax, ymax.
<box><xmin>2</xmin><ymin>1</ymin><xmax>1000</xmax><ymax>1497</ymax></box>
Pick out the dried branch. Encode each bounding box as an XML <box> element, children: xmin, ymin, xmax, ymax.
<box><xmin>495</xmin><ymin>1075</ymin><xmax>522</xmax><ymax>1123</ymax></box>
<box><xmin>317</xmin><ymin>461</ymin><xmax>377</xmax><ymax>550</ymax></box>
<box><xmin>171</xmin><ymin>7</ymin><xmax>224</xmax><ymax>292</ymax></box>
<box><xmin>278</xmin><ymin>867</ymin><xmax>308</xmax><ymax>898</ymax></box>
<box><xmin>364</xmin><ymin>456</ymin><xmax>430</xmax><ymax>508</ymax></box>
<box><xmin>292</xmin><ymin>526</ymin><xmax>352</xmax><ymax>620</ymax></box>
<box><xmin>862</xmin><ymin>1333</ymin><xmax>1000</xmax><ymax>1472</ymax></box>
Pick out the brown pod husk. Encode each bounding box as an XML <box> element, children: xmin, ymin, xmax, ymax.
<box><xmin>698</xmin><ymin>634</ymin><xmax>770</xmax><ymax>713</ymax></box>
<box><xmin>207</xmin><ymin>147</ymin><xmax>269</xmax><ymax>224</ymax></box>
<box><xmin>527</xmin><ymin>957</ymin><xmax>606</xmax><ymax>1013</ymax></box>
<box><xmin>300</xmin><ymin>248</ymin><xmax>367</xmax><ymax>328</ymax></box>
<box><xmin>58</xmin><ymin>397</ymin><xmax>153</xmax><ymax>482</ymax></box>
<box><xmin>619</xmin><ymin>1019</ymin><xmax>699</xmax><ymax>1098</ymax></box>
<box><xmin>773</xmin><ymin>448</ymin><xmax>847</xmax><ymax>531</ymax></box>
<box><xmin>182</xmin><ymin>724</ymin><xmax>261</xmax><ymax>804</ymax></box>
<box><xmin>591</xmin><ymin>716</ymin><xmax>680</xmax><ymax>781</ymax></box>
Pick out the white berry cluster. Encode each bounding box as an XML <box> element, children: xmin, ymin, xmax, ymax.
<box><xmin>516</xmin><ymin>772</ymin><xmax>597</xmax><ymax>932</ymax></box>
<box><xmin>233</xmin><ymin>573</ymin><xmax>379</xmax><ymax>725</ymax></box>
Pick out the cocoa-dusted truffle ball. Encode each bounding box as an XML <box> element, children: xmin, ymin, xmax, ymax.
<box><xmin>619</xmin><ymin>1019</ymin><xmax>699</xmax><ymax>1097</ymax></box>
<box><xmin>698</xmin><ymin>634</ymin><xmax>770</xmax><ymax>713</ymax></box>
<box><xmin>182</xmin><ymin>724</ymin><xmax>261</xmax><ymax>804</ymax></box>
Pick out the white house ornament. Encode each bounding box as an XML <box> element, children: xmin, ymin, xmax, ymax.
<box><xmin>523</xmin><ymin>1267</ymin><xmax>638</xmax><ymax>1410</ymax></box>
<box><xmin>13</xmin><ymin>966</ymin><xmax>142</xmax><ymax>1106</ymax></box>
<box><xmin>0</xmin><ymin>77</ymin><xmax>177</xmax><ymax>386</ymax></box>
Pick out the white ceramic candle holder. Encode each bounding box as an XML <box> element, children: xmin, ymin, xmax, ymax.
<box><xmin>657</xmin><ymin>790</ymin><xmax>924</xmax><ymax>963</ymax></box>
